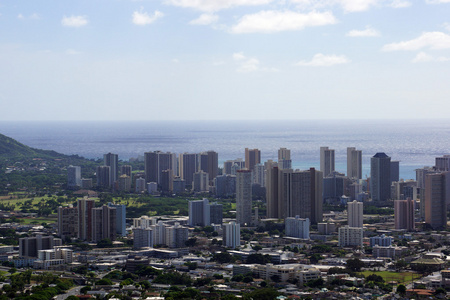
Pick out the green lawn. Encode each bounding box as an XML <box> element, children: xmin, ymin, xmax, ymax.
<box><xmin>360</xmin><ymin>271</ymin><xmax>422</xmax><ymax>284</ymax></box>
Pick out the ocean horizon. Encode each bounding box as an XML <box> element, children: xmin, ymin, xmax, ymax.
<box><xmin>1</xmin><ymin>119</ymin><xmax>449</xmax><ymax>180</ymax></box>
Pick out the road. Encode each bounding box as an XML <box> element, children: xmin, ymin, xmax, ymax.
<box><xmin>55</xmin><ymin>286</ymin><xmax>82</xmax><ymax>300</ymax></box>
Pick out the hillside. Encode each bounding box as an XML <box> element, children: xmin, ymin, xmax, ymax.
<box><xmin>0</xmin><ymin>133</ymin><xmax>66</xmax><ymax>159</ymax></box>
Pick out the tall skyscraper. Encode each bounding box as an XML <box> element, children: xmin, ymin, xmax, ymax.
<box><xmin>192</xmin><ymin>170</ymin><xmax>209</xmax><ymax>192</ymax></box>
<box><xmin>265</xmin><ymin>161</ymin><xmax>280</xmax><ymax>218</ymax></box>
<box><xmin>160</xmin><ymin>169</ymin><xmax>174</xmax><ymax>193</ymax></box>
<box><xmin>347</xmin><ymin>200</ymin><xmax>363</xmax><ymax>228</ymax></box>
<box><xmin>390</xmin><ymin>161</ymin><xmax>400</xmax><ymax>183</ymax></box>
<box><xmin>223</xmin><ymin>159</ymin><xmax>245</xmax><ymax>175</ymax></box>
<box><xmin>338</xmin><ymin>226</ymin><xmax>363</xmax><ymax>247</ymax></box>
<box><xmin>96</xmin><ymin>166</ymin><xmax>110</xmax><ymax>188</ymax></box>
<box><xmin>19</xmin><ymin>235</ymin><xmax>58</xmax><ymax>258</ymax></box>
<box><xmin>223</xmin><ymin>221</ymin><xmax>240</xmax><ymax>249</ymax></box>
<box><xmin>214</xmin><ymin>174</ymin><xmax>236</xmax><ymax>198</ymax></box>
<box><xmin>347</xmin><ymin>147</ymin><xmax>362</xmax><ymax>179</ymax></box>
<box><xmin>104</xmin><ymin>153</ymin><xmax>118</xmax><ymax>187</ymax></box>
<box><xmin>394</xmin><ymin>198</ymin><xmax>415</xmax><ymax>231</ymax></box>
<box><xmin>320</xmin><ymin>147</ymin><xmax>335</xmax><ymax>178</ymax></box>
<box><xmin>236</xmin><ymin>169</ymin><xmax>252</xmax><ymax>226</ymax></box>
<box><xmin>189</xmin><ymin>198</ymin><xmax>211</xmax><ymax>227</ymax></box>
<box><xmin>144</xmin><ymin>151</ymin><xmax>177</xmax><ymax>185</ymax></box>
<box><xmin>245</xmin><ymin>148</ymin><xmax>261</xmax><ymax>171</ymax></box>
<box><xmin>57</xmin><ymin>206</ymin><xmax>79</xmax><ymax>239</ymax></box>
<box><xmin>435</xmin><ymin>155</ymin><xmax>450</xmax><ymax>171</ymax></box>
<box><xmin>370</xmin><ymin>152</ymin><xmax>391</xmax><ymax>202</ymax></box>
<box><xmin>199</xmin><ymin>151</ymin><xmax>219</xmax><ymax>184</ymax></box>
<box><xmin>108</xmin><ymin>202</ymin><xmax>127</xmax><ymax>236</ymax></box>
<box><xmin>323</xmin><ymin>171</ymin><xmax>346</xmax><ymax>203</ymax></box>
<box><xmin>278</xmin><ymin>148</ymin><xmax>292</xmax><ymax>170</ymax></box>
<box><xmin>92</xmin><ymin>205</ymin><xmax>117</xmax><ymax>242</ymax></box>
<box><xmin>179</xmin><ymin>153</ymin><xmax>198</xmax><ymax>188</ymax></box>
<box><xmin>279</xmin><ymin>168</ymin><xmax>323</xmax><ymax>224</ymax></box>
<box><xmin>424</xmin><ymin>172</ymin><xmax>449</xmax><ymax>229</ymax></box>
<box><xmin>67</xmin><ymin>165</ymin><xmax>81</xmax><ymax>188</ymax></box>
<box><xmin>253</xmin><ymin>163</ymin><xmax>265</xmax><ymax>186</ymax></box>
<box><xmin>78</xmin><ymin>198</ymin><xmax>95</xmax><ymax>241</ymax></box>
<box><xmin>121</xmin><ymin>165</ymin><xmax>132</xmax><ymax>177</ymax></box>
<box><xmin>209</xmin><ymin>202</ymin><xmax>223</xmax><ymax>225</ymax></box>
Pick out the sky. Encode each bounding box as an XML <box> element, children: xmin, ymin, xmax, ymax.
<box><xmin>1</xmin><ymin>0</ymin><xmax>450</xmax><ymax>121</ymax></box>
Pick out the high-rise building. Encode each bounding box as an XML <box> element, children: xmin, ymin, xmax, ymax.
<box><xmin>179</xmin><ymin>153</ymin><xmax>198</xmax><ymax>188</ymax></box>
<box><xmin>117</xmin><ymin>174</ymin><xmax>132</xmax><ymax>192</ymax></box>
<box><xmin>265</xmin><ymin>161</ymin><xmax>280</xmax><ymax>218</ymax></box>
<box><xmin>160</xmin><ymin>169</ymin><xmax>174</xmax><ymax>193</ymax></box>
<box><xmin>320</xmin><ymin>147</ymin><xmax>335</xmax><ymax>178</ymax></box>
<box><xmin>390</xmin><ymin>161</ymin><xmax>400</xmax><ymax>183</ymax></box>
<box><xmin>92</xmin><ymin>205</ymin><xmax>117</xmax><ymax>242</ymax></box>
<box><xmin>223</xmin><ymin>221</ymin><xmax>240</xmax><ymax>249</ymax></box>
<box><xmin>121</xmin><ymin>165</ymin><xmax>132</xmax><ymax>177</ymax></box>
<box><xmin>279</xmin><ymin>168</ymin><xmax>323</xmax><ymax>224</ymax></box>
<box><xmin>394</xmin><ymin>198</ymin><xmax>415</xmax><ymax>231</ymax></box>
<box><xmin>435</xmin><ymin>155</ymin><xmax>450</xmax><ymax>171</ymax></box>
<box><xmin>370</xmin><ymin>234</ymin><xmax>392</xmax><ymax>247</ymax></box>
<box><xmin>135</xmin><ymin>177</ymin><xmax>146</xmax><ymax>193</ymax></box>
<box><xmin>347</xmin><ymin>147</ymin><xmax>362</xmax><ymax>179</ymax></box>
<box><xmin>67</xmin><ymin>165</ymin><xmax>81</xmax><ymax>188</ymax></box>
<box><xmin>278</xmin><ymin>148</ymin><xmax>292</xmax><ymax>170</ymax></box>
<box><xmin>209</xmin><ymin>202</ymin><xmax>223</xmax><ymax>225</ymax></box>
<box><xmin>424</xmin><ymin>172</ymin><xmax>449</xmax><ymax>229</ymax></box>
<box><xmin>215</xmin><ymin>174</ymin><xmax>236</xmax><ymax>197</ymax></box>
<box><xmin>104</xmin><ymin>153</ymin><xmax>118</xmax><ymax>187</ymax></box>
<box><xmin>223</xmin><ymin>159</ymin><xmax>245</xmax><ymax>175</ymax></box>
<box><xmin>236</xmin><ymin>169</ymin><xmax>252</xmax><ymax>226</ymax></box>
<box><xmin>199</xmin><ymin>151</ymin><xmax>219</xmax><ymax>184</ymax></box>
<box><xmin>253</xmin><ymin>163</ymin><xmax>265</xmax><ymax>186</ymax></box>
<box><xmin>78</xmin><ymin>198</ymin><xmax>95</xmax><ymax>241</ymax></box>
<box><xmin>323</xmin><ymin>171</ymin><xmax>347</xmax><ymax>203</ymax></box>
<box><xmin>108</xmin><ymin>202</ymin><xmax>127</xmax><ymax>236</ymax></box>
<box><xmin>192</xmin><ymin>170</ymin><xmax>209</xmax><ymax>192</ymax></box>
<box><xmin>57</xmin><ymin>205</ymin><xmax>79</xmax><ymax>240</ymax></box>
<box><xmin>189</xmin><ymin>198</ymin><xmax>211</xmax><ymax>227</ymax></box>
<box><xmin>151</xmin><ymin>221</ymin><xmax>168</xmax><ymax>246</ymax></box>
<box><xmin>133</xmin><ymin>228</ymin><xmax>153</xmax><ymax>249</ymax></box>
<box><xmin>172</xmin><ymin>177</ymin><xmax>186</xmax><ymax>194</ymax></box>
<box><xmin>347</xmin><ymin>200</ymin><xmax>363</xmax><ymax>228</ymax></box>
<box><xmin>245</xmin><ymin>148</ymin><xmax>261</xmax><ymax>171</ymax></box>
<box><xmin>338</xmin><ymin>226</ymin><xmax>363</xmax><ymax>247</ymax></box>
<box><xmin>370</xmin><ymin>152</ymin><xmax>391</xmax><ymax>202</ymax></box>
<box><xmin>285</xmin><ymin>216</ymin><xmax>310</xmax><ymax>239</ymax></box>
<box><xmin>144</xmin><ymin>151</ymin><xmax>177</xmax><ymax>185</ymax></box>
<box><xmin>165</xmin><ymin>222</ymin><xmax>189</xmax><ymax>248</ymax></box>
<box><xmin>96</xmin><ymin>166</ymin><xmax>110</xmax><ymax>188</ymax></box>
<box><xmin>416</xmin><ymin>167</ymin><xmax>437</xmax><ymax>189</ymax></box>
<box><xmin>19</xmin><ymin>235</ymin><xmax>60</xmax><ymax>258</ymax></box>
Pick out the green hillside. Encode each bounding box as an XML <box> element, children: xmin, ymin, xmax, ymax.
<box><xmin>0</xmin><ymin>133</ymin><xmax>76</xmax><ymax>159</ymax></box>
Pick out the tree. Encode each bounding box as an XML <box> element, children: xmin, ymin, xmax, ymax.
<box><xmin>97</xmin><ymin>238</ymin><xmax>113</xmax><ymax>248</ymax></box>
<box><xmin>243</xmin><ymin>287</ymin><xmax>279</xmax><ymax>300</ymax></box>
<box><xmin>185</xmin><ymin>238</ymin><xmax>197</xmax><ymax>247</ymax></box>
<box><xmin>397</xmin><ymin>284</ymin><xmax>406</xmax><ymax>295</ymax></box>
<box><xmin>346</xmin><ymin>258</ymin><xmax>365</xmax><ymax>272</ymax></box>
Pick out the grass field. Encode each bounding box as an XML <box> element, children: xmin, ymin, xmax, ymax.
<box><xmin>360</xmin><ymin>271</ymin><xmax>422</xmax><ymax>284</ymax></box>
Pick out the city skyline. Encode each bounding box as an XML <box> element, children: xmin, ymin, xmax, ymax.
<box><xmin>1</xmin><ymin>1</ymin><xmax>450</xmax><ymax>121</ymax></box>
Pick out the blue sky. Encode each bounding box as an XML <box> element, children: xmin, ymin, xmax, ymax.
<box><xmin>1</xmin><ymin>0</ymin><xmax>450</xmax><ymax>121</ymax></box>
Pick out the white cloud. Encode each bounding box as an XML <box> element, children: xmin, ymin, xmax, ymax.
<box><xmin>412</xmin><ymin>51</ymin><xmax>450</xmax><ymax>63</ymax></box>
<box><xmin>231</xmin><ymin>10</ymin><xmax>337</xmax><ymax>34</ymax></box>
<box><xmin>165</xmin><ymin>0</ymin><xmax>272</xmax><ymax>12</ymax></box>
<box><xmin>382</xmin><ymin>31</ymin><xmax>450</xmax><ymax>51</ymax></box>
<box><xmin>290</xmin><ymin>0</ymin><xmax>409</xmax><ymax>12</ymax></box>
<box><xmin>443</xmin><ymin>22</ymin><xmax>450</xmax><ymax>32</ymax></box>
<box><xmin>346</xmin><ymin>26</ymin><xmax>380</xmax><ymax>37</ymax></box>
<box><xmin>232</xmin><ymin>52</ymin><xmax>277</xmax><ymax>72</ymax></box>
<box><xmin>61</xmin><ymin>15</ymin><xmax>88</xmax><ymax>27</ymax></box>
<box><xmin>296</xmin><ymin>53</ymin><xmax>350</xmax><ymax>66</ymax></box>
<box><xmin>338</xmin><ymin>0</ymin><xmax>380</xmax><ymax>12</ymax></box>
<box><xmin>189</xmin><ymin>13</ymin><xmax>218</xmax><ymax>25</ymax></box>
<box><xmin>17</xmin><ymin>13</ymin><xmax>40</xmax><ymax>20</ymax></box>
<box><xmin>66</xmin><ymin>49</ymin><xmax>82</xmax><ymax>55</ymax></box>
<box><xmin>132</xmin><ymin>9</ymin><xmax>164</xmax><ymax>25</ymax></box>
<box><xmin>389</xmin><ymin>0</ymin><xmax>411</xmax><ymax>8</ymax></box>
<box><xmin>172</xmin><ymin>58</ymin><xmax>179</xmax><ymax>63</ymax></box>
<box><xmin>426</xmin><ymin>0</ymin><xmax>450</xmax><ymax>4</ymax></box>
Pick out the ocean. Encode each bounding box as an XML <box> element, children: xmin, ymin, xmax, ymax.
<box><xmin>1</xmin><ymin>120</ymin><xmax>449</xmax><ymax>180</ymax></box>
